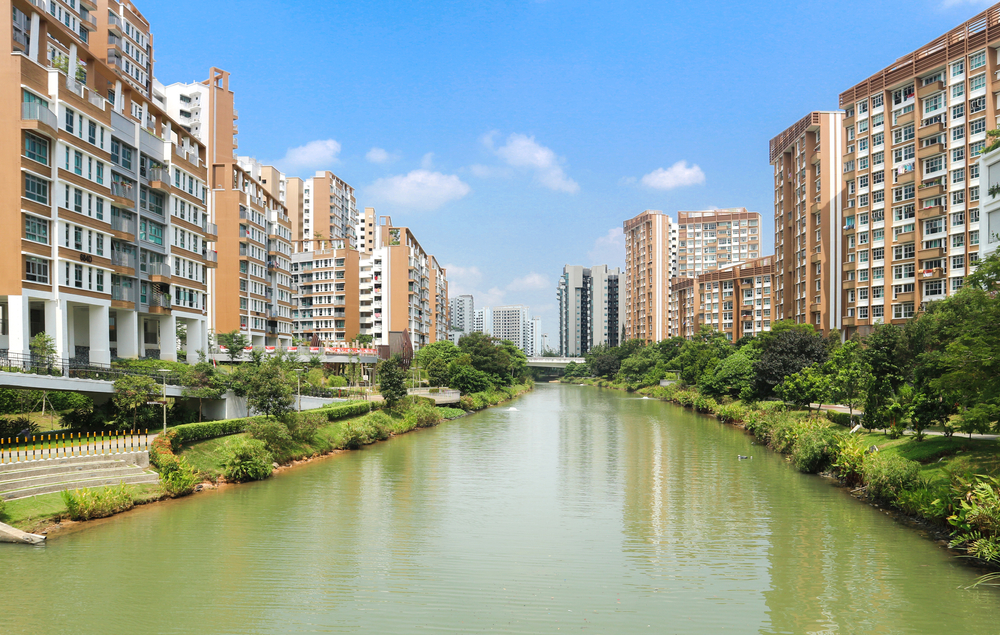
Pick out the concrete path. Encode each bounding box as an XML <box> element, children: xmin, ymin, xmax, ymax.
<box><xmin>807</xmin><ymin>403</ymin><xmax>998</xmax><ymax>441</ymax></box>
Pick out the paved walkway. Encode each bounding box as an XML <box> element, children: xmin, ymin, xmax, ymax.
<box><xmin>808</xmin><ymin>403</ymin><xmax>998</xmax><ymax>441</ymax></box>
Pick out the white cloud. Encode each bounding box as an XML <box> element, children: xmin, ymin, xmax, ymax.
<box><xmin>639</xmin><ymin>161</ymin><xmax>706</xmax><ymax>190</ymax></box>
<box><xmin>276</xmin><ymin>139</ymin><xmax>342</xmax><ymax>174</ymax></box>
<box><xmin>487</xmin><ymin>132</ymin><xmax>579</xmax><ymax>193</ymax></box>
<box><xmin>366</xmin><ymin>170</ymin><xmax>471</xmax><ymax>211</ymax></box>
<box><xmin>420</xmin><ymin>152</ymin><xmax>435</xmax><ymax>169</ymax></box>
<box><xmin>468</xmin><ymin>164</ymin><xmax>512</xmax><ymax>178</ymax></box>
<box><xmin>587</xmin><ymin>227</ymin><xmax>625</xmax><ymax>268</ymax></box>
<box><xmin>366</xmin><ymin>147</ymin><xmax>400</xmax><ymax>164</ymax></box>
<box><xmin>506</xmin><ymin>272</ymin><xmax>549</xmax><ymax>292</ymax></box>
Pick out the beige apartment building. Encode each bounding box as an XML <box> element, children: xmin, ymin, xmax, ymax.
<box><xmin>837</xmin><ymin>7</ymin><xmax>998</xmax><ymax>336</ymax></box>
<box><xmin>290</xmin><ymin>214</ymin><xmax>448</xmax><ymax>350</ymax></box>
<box><xmin>623</xmin><ymin>210</ymin><xmax>676</xmax><ymax>343</ymax></box>
<box><xmin>769</xmin><ymin>112</ymin><xmax>845</xmax><ymax>333</ymax></box>
<box><xmin>2</xmin><ymin>0</ymin><xmax>215</xmax><ymax>363</ymax></box>
<box><xmin>164</xmin><ymin>69</ymin><xmax>294</xmax><ymax>348</ymax></box>
<box><xmin>676</xmin><ymin>209</ymin><xmax>761</xmax><ymax>276</ymax></box>
<box><xmin>673</xmin><ymin>257</ymin><xmax>776</xmax><ymax>342</ymax></box>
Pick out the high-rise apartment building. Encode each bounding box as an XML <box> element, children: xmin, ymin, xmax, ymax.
<box><xmin>557</xmin><ymin>264</ymin><xmax>622</xmax><ymax>356</ymax></box>
<box><xmin>676</xmin><ymin>209</ymin><xmax>761</xmax><ymax>276</ymax></box>
<box><xmin>837</xmin><ymin>7</ymin><xmax>997</xmax><ymax>336</ymax></box>
<box><xmin>770</xmin><ymin>112</ymin><xmax>845</xmax><ymax>332</ymax></box>
<box><xmin>672</xmin><ymin>257</ymin><xmax>776</xmax><ymax>342</ymax></box>
<box><xmin>448</xmin><ymin>294</ymin><xmax>474</xmax><ymax>344</ymax></box>
<box><xmin>492</xmin><ymin>305</ymin><xmax>529</xmax><ymax>350</ymax></box>
<box><xmin>164</xmin><ymin>69</ymin><xmax>294</xmax><ymax>348</ymax></box>
<box><xmin>3</xmin><ymin>0</ymin><xmax>215</xmax><ymax>363</ymax></box>
<box><xmin>623</xmin><ymin>210</ymin><xmax>676</xmax><ymax>343</ymax></box>
<box><xmin>300</xmin><ymin>171</ymin><xmax>357</xmax><ymax>251</ymax></box>
<box><xmin>473</xmin><ymin>307</ymin><xmax>492</xmax><ymax>336</ymax></box>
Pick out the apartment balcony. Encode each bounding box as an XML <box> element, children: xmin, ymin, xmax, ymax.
<box><xmin>810</xmin><ymin>251</ymin><xmax>822</xmax><ymax>264</ymax></box>
<box><xmin>108</xmin><ymin>14</ymin><xmax>123</xmax><ymax>34</ymax></box>
<box><xmin>842</xmin><ymin>316</ymin><xmax>856</xmax><ymax>327</ymax></box>
<box><xmin>919</xmin><ymin>121</ymin><xmax>946</xmax><ymax>136</ymax></box>
<box><xmin>106</xmin><ymin>51</ymin><xmax>123</xmax><ymax>71</ymax></box>
<box><xmin>79</xmin><ymin>0</ymin><xmax>97</xmax><ymax>10</ymax></box>
<box><xmin>110</xmin><ymin>250</ymin><xmax>136</xmax><ymax>272</ymax></box>
<box><xmin>149</xmin><ymin>262</ymin><xmax>172</xmax><ymax>283</ymax></box>
<box><xmin>111</xmin><ymin>284</ymin><xmax>135</xmax><ymax>308</ymax></box>
<box><xmin>205</xmin><ymin>251</ymin><xmax>218</xmax><ymax>268</ymax></box>
<box><xmin>917</xmin><ymin>205</ymin><xmax>945</xmax><ymax>220</ymax></box>
<box><xmin>810</xmin><ymin>151</ymin><xmax>820</xmax><ymax>165</ymax></box>
<box><xmin>895</xmin><ymin>229</ymin><xmax>915</xmax><ymax>243</ymax></box>
<box><xmin>203</xmin><ymin>222</ymin><xmax>218</xmax><ymax>240</ymax></box>
<box><xmin>917</xmin><ymin>142</ymin><xmax>946</xmax><ymax>160</ymax></box>
<box><xmin>21</xmin><ymin>102</ymin><xmax>58</xmax><ymax>133</ymax></box>
<box><xmin>894</xmin><ymin>291</ymin><xmax>915</xmax><ymax>303</ymax></box>
<box><xmin>110</xmin><ymin>215</ymin><xmax>136</xmax><ymax>239</ymax></box>
<box><xmin>917</xmin><ymin>80</ymin><xmax>944</xmax><ymax>99</ymax></box>
<box><xmin>148</xmin><ymin>293</ymin><xmax>171</xmax><ymax>314</ymax></box>
<box><xmin>917</xmin><ymin>246</ymin><xmax>946</xmax><ymax>261</ymax></box>
<box><xmin>920</xmin><ymin>267</ymin><xmax>945</xmax><ymax>280</ymax></box>
<box><xmin>80</xmin><ymin>12</ymin><xmax>97</xmax><ymax>30</ymax></box>
<box><xmin>842</xmin><ymin>261</ymin><xmax>856</xmax><ymax>272</ymax></box>
<box><xmin>917</xmin><ymin>182</ymin><xmax>944</xmax><ymax>198</ymax></box>
<box><xmin>109</xmin><ymin>182</ymin><xmax>134</xmax><ymax>206</ymax></box>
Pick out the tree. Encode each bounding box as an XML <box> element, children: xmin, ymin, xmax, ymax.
<box><xmin>911</xmin><ymin>388</ymin><xmax>956</xmax><ymax>441</ymax></box>
<box><xmin>590</xmin><ymin>353</ymin><xmax>620</xmax><ymax>379</ymax></box>
<box><xmin>113</xmin><ymin>374</ymin><xmax>158</xmax><ymax>429</ymax></box>
<box><xmin>753</xmin><ymin>327</ymin><xmax>828</xmax><ymax>399</ymax></box>
<box><xmin>701</xmin><ymin>347</ymin><xmax>757</xmax><ymax>400</ymax></box>
<box><xmin>356</xmin><ymin>334</ymin><xmax>373</xmax><ymax>345</ymax></box>
<box><xmin>458</xmin><ymin>332</ymin><xmax>512</xmax><ymax>382</ymax></box>
<box><xmin>828</xmin><ymin>340</ymin><xmax>868</xmax><ymax>424</ymax></box>
<box><xmin>181</xmin><ymin>362</ymin><xmax>225</xmax><ymax>422</ymax></box>
<box><xmin>244</xmin><ymin>362</ymin><xmax>294</xmax><ymax>419</ymax></box>
<box><xmin>861</xmin><ymin>324</ymin><xmax>910</xmax><ymax>432</ymax></box>
<box><xmin>29</xmin><ymin>332</ymin><xmax>57</xmax><ymax>366</ymax></box>
<box><xmin>216</xmin><ymin>329</ymin><xmax>250</xmax><ymax>363</ymax></box>
<box><xmin>776</xmin><ymin>364</ymin><xmax>830</xmax><ymax>413</ymax></box>
<box><xmin>378</xmin><ymin>356</ymin><xmax>408</xmax><ymax>408</ymax></box>
<box><xmin>426</xmin><ymin>357</ymin><xmax>449</xmax><ymax>387</ymax></box>
<box><xmin>449</xmin><ymin>364</ymin><xmax>493</xmax><ymax>394</ymax></box>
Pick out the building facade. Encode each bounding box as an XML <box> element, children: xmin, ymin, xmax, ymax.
<box><xmin>836</xmin><ymin>8</ymin><xmax>998</xmax><ymax>336</ymax></box>
<box><xmin>623</xmin><ymin>210</ymin><xmax>675</xmax><ymax>343</ymax></box>
<box><xmin>3</xmin><ymin>0</ymin><xmax>214</xmax><ymax>364</ymax></box>
<box><xmin>770</xmin><ymin>111</ymin><xmax>845</xmax><ymax>333</ymax></box>
<box><xmin>673</xmin><ymin>257</ymin><xmax>776</xmax><ymax>342</ymax></box>
<box><xmin>676</xmin><ymin>208</ymin><xmax>761</xmax><ymax>276</ymax></box>
<box><xmin>448</xmin><ymin>293</ymin><xmax>474</xmax><ymax>344</ymax></box>
<box><xmin>557</xmin><ymin>264</ymin><xmax>622</xmax><ymax>356</ymax></box>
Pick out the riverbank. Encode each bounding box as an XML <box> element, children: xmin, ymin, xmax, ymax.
<box><xmin>565</xmin><ymin>378</ymin><xmax>1000</xmax><ymax>568</ymax></box>
<box><xmin>0</xmin><ymin>383</ymin><xmax>533</xmax><ymax>537</ymax></box>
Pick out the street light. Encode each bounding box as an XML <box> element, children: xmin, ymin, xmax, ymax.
<box><xmin>157</xmin><ymin>369</ymin><xmax>170</xmax><ymax>434</ymax></box>
<box><xmin>294</xmin><ymin>368</ymin><xmax>304</xmax><ymax>412</ymax></box>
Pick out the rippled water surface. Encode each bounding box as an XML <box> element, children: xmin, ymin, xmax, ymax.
<box><xmin>5</xmin><ymin>384</ymin><xmax>999</xmax><ymax>634</ymax></box>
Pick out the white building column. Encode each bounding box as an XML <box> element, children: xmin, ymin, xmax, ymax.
<box><xmin>114</xmin><ymin>79</ymin><xmax>123</xmax><ymax>113</ymax></box>
<box><xmin>116</xmin><ymin>310</ymin><xmax>138</xmax><ymax>359</ymax></box>
<box><xmin>185</xmin><ymin>318</ymin><xmax>206</xmax><ymax>363</ymax></box>
<box><xmin>160</xmin><ymin>314</ymin><xmax>177</xmax><ymax>361</ymax></box>
<box><xmin>7</xmin><ymin>295</ymin><xmax>31</xmax><ymax>357</ymax></box>
<box><xmin>89</xmin><ymin>305</ymin><xmax>110</xmax><ymax>365</ymax></box>
<box><xmin>67</xmin><ymin>43</ymin><xmax>78</xmax><ymax>84</ymax></box>
<box><xmin>28</xmin><ymin>12</ymin><xmax>40</xmax><ymax>62</ymax></box>
<box><xmin>45</xmin><ymin>299</ymin><xmax>68</xmax><ymax>361</ymax></box>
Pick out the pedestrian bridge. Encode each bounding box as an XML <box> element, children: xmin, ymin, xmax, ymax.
<box><xmin>525</xmin><ymin>357</ymin><xmax>585</xmax><ymax>369</ymax></box>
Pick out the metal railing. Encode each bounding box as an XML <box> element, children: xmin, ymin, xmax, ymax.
<box><xmin>147</xmin><ymin>166</ymin><xmax>167</xmax><ymax>183</ymax></box>
<box><xmin>150</xmin><ymin>262</ymin><xmax>172</xmax><ymax>278</ymax></box>
<box><xmin>1</xmin><ymin>430</ymin><xmax>151</xmax><ymax>465</ymax></box>
<box><xmin>110</xmin><ymin>181</ymin><xmax>134</xmax><ymax>199</ymax></box>
<box><xmin>0</xmin><ymin>351</ymin><xmax>182</xmax><ymax>385</ymax></box>
<box><xmin>21</xmin><ymin>102</ymin><xmax>58</xmax><ymax>129</ymax></box>
<box><xmin>111</xmin><ymin>215</ymin><xmax>135</xmax><ymax>235</ymax></box>
<box><xmin>203</xmin><ymin>222</ymin><xmax>218</xmax><ymax>236</ymax></box>
<box><xmin>111</xmin><ymin>250</ymin><xmax>136</xmax><ymax>268</ymax></box>
<box><xmin>149</xmin><ymin>293</ymin><xmax>171</xmax><ymax>308</ymax></box>
<box><xmin>111</xmin><ymin>285</ymin><xmax>135</xmax><ymax>302</ymax></box>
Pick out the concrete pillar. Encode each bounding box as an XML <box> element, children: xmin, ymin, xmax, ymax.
<box><xmin>28</xmin><ymin>13</ymin><xmax>40</xmax><ymax>63</ymax></box>
<box><xmin>67</xmin><ymin>43</ymin><xmax>77</xmax><ymax>85</ymax></box>
<box><xmin>45</xmin><ymin>300</ymin><xmax>68</xmax><ymax>361</ymax></box>
<box><xmin>160</xmin><ymin>314</ymin><xmax>177</xmax><ymax>361</ymax></box>
<box><xmin>114</xmin><ymin>80</ymin><xmax>123</xmax><ymax>113</ymax></box>
<box><xmin>185</xmin><ymin>318</ymin><xmax>206</xmax><ymax>363</ymax></box>
<box><xmin>7</xmin><ymin>295</ymin><xmax>30</xmax><ymax>357</ymax></box>
<box><xmin>89</xmin><ymin>305</ymin><xmax>110</xmax><ymax>365</ymax></box>
<box><xmin>66</xmin><ymin>307</ymin><xmax>76</xmax><ymax>358</ymax></box>
<box><xmin>116</xmin><ymin>310</ymin><xmax>138</xmax><ymax>359</ymax></box>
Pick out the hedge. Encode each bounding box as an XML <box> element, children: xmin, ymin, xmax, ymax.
<box><xmin>170</xmin><ymin>417</ymin><xmax>263</xmax><ymax>446</ymax></box>
<box><xmin>825</xmin><ymin>410</ymin><xmax>858</xmax><ymax>427</ymax></box>
<box><xmin>325</xmin><ymin>400</ymin><xmax>376</xmax><ymax>421</ymax></box>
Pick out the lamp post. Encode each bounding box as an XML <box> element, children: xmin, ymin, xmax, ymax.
<box><xmin>294</xmin><ymin>368</ymin><xmax>304</xmax><ymax>412</ymax></box>
<box><xmin>157</xmin><ymin>369</ymin><xmax>170</xmax><ymax>434</ymax></box>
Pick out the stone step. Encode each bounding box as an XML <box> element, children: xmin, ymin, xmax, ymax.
<box><xmin>0</xmin><ymin>451</ymin><xmax>149</xmax><ymax>476</ymax></box>
<box><xmin>0</xmin><ymin>465</ymin><xmax>151</xmax><ymax>494</ymax></box>
<box><xmin>0</xmin><ymin>458</ymin><xmax>134</xmax><ymax>482</ymax></box>
<box><xmin>1</xmin><ymin>472</ymin><xmax>160</xmax><ymax>501</ymax></box>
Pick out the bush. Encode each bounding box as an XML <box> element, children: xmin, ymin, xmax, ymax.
<box><xmin>766</xmin><ymin>413</ymin><xmax>801</xmax><ymax>454</ymax></box>
<box><xmin>460</xmin><ymin>395</ymin><xmax>474</xmax><ymax>411</ymax></box>
<box><xmin>171</xmin><ymin>418</ymin><xmax>258</xmax><ymax>446</ymax></box>
<box><xmin>325</xmin><ymin>401</ymin><xmax>374</xmax><ymax>421</ymax></box>
<box><xmin>61</xmin><ymin>484</ymin><xmax>135</xmax><ymax>520</ymax></box>
<box><xmin>793</xmin><ymin>426</ymin><xmax>844</xmax><ymax>474</ymax></box>
<box><xmin>897</xmin><ymin>483</ymin><xmax>952</xmax><ymax>520</ymax></box>
<box><xmin>159</xmin><ymin>455</ymin><xmax>200</xmax><ymax>497</ymax></box>
<box><xmin>341</xmin><ymin>411</ymin><xmax>392</xmax><ymax>449</ymax></box>
<box><xmin>715</xmin><ymin>403</ymin><xmax>747</xmax><ymax>424</ymax></box>
<box><xmin>286</xmin><ymin>412</ymin><xmax>325</xmax><ymax>444</ymax></box>
<box><xmin>833</xmin><ymin>434</ymin><xmax>867</xmax><ymax>487</ymax></box>
<box><xmin>825</xmin><ymin>410</ymin><xmax>857</xmax><ymax>428</ymax></box>
<box><xmin>149</xmin><ymin>430</ymin><xmax>178</xmax><ymax>469</ymax></box>
<box><xmin>408</xmin><ymin>402</ymin><xmax>443</xmax><ymax>428</ymax></box>
<box><xmin>247</xmin><ymin>419</ymin><xmax>293</xmax><ymax>454</ymax></box>
<box><xmin>219</xmin><ymin>437</ymin><xmax>273</xmax><ymax>483</ymax></box>
<box><xmin>863</xmin><ymin>452</ymin><xmax>920</xmax><ymax>504</ymax></box>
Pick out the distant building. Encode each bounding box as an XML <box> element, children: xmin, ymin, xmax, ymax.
<box><xmin>557</xmin><ymin>264</ymin><xmax>623</xmax><ymax>356</ymax></box>
<box><xmin>449</xmin><ymin>294</ymin><xmax>475</xmax><ymax>344</ymax></box>
<box><xmin>623</xmin><ymin>210</ymin><xmax>676</xmax><ymax>343</ymax></box>
<box><xmin>472</xmin><ymin>305</ymin><xmax>537</xmax><ymax>354</ymax></box>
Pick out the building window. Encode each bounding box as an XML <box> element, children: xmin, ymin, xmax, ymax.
<box><xmin>23</xmin><ymin>133</ymin><xmax>48</xmax><ymax>164</ymax></box>
<box><xmin>970</xmin><ymin>117</ymin><xmax>987</xmax><ymax>136</ymax></box>
<box><xmin>25</xmin><ymin>216</ymin><xmax>48</xmax><ymax>244</ymax></box>
<box><xmin>25</xmin><ymin>257</ymin><xmax>48</xmax><ymax>283</ymax></box>
<box><xmin>970</xmin><ymin>50</ymin><xmax>986</xmax><ymax>70</ymax></box>
<box><xmin>24</xmin><ymin>174</ymin><xmax>48</xmax><ymax>203</ymax></box>
<box><xmin>970</xmin><ymin>73</ymin><xmax>987</xmax><ymax>93</ymax></box>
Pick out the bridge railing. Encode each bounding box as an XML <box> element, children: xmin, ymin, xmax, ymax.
<box><xmin>0</xmin><ymin>429</ymin><xmax>151</xmax><ymax>465</ymax></box>
<box><xmin>0</xmin><ymin>352</ymin><xmax>183</xmax><ymax>386</ymax></box>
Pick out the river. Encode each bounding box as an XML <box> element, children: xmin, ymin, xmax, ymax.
<box><xmin>5</xmin><ymin>384</ymin><xmax>999</xmax><ymax>634</ymax></box>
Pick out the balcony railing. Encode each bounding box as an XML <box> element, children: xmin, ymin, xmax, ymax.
<box><xmin>111</xmin><ymin>250</ymin><xmax>136</xmax><ymax>269</ymax></box>
<box><xmin>205</xmin><ymin>251</ymin><xmax>218</xmax><ymax>263</ymax></box>
<box><xmin>21</xmin><ymin>102</ymin><xmax>57</xmax><ymax>129</ymax></box>
<box><xmin>148</xmin><ymin>166</ymin><xmax>167</xmax><ymax>183</ymax></box>
<box><xmin>111</xmin><ymin>215</ymin><xmax>135</xmax><ymax>235</ymax></box>
<box><xmin>149</xmin><ymin>293</ymin><xmax>171</xmax><ymax>308</ymax></box>
<box><xmin>111</xmin><ymin>285</ymin><xmax>135</xmax><ymax>302</ymax></box>
<box><xmin>150</xmin><ymin>262</ymin><xmax>172</xmax><ymax>278</ymax></box>
<box><xmin>203</xmin><ymin>222</ymin><xmax>218</xmax><ymax>237</ymax></box>
<box><xmin>108</xmin><ymin>14</ymin><xmax>123</xmax><ymax>31</ymax></box>
<box><xmin>110</xmin><ymin>182</ymin><xmax>134</xmax><ymax>199</ymax></box>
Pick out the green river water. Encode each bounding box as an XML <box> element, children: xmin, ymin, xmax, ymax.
<box><xmin>5</xmin><ymin>384</ymin><xmax>1000</xmax><ymax>634</ymax></box>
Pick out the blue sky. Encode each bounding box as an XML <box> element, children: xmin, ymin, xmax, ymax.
<box><xmin>145</xmin><ymin>0</ymin><xmax>992</xmax><ymax>338</ymax></box>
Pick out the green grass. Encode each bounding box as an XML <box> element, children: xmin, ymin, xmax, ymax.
<box><xmin>436</xmin><ymin>407</ymin><xmax>466</xmax><ymax>419</ymax></box>
<box><xmin>853</xmin><ymin>431</ymin><xmax>1000</xmax><ymax>485</ymax></box>
<box><xmin>1</xmin><ymin>483</ymin><xmax>163</xmax><ymax>533</ymax></box>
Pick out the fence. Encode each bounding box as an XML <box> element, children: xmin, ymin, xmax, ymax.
<box><xmin>0</xmin><ymin>351</ymin><xmax>183</xmax><ymax>385</ymax></box>
<box><xmin>0</xmin><ymin>430</ymin><xmax>151</xmax><ymax>464</ymax></box>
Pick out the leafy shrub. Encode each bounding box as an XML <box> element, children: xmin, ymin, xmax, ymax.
<box><xmin>325</xmin><ymin>400</ymin><xmax>374</xmax><ymax>421</ymax></box>
<box><xmin>715</xmin><ymin>403</ymin><xmax>747</xmax><ymax>424</ymax></box>
<box><xmin>341</xmin><ymin>411</ymin><xmax>392</xmax><ymax>449</ymax></box>
<box><xmin>149</xmin><ymin>430</ymin><xmax>178</xmax><ymax>469</ymax></box>
<box><xmin>833</xmin><ymin>434</ymin><xmax>867</xmax><ymax>487</ymax></box>
<box><xmin>327</xmin><ymin>375</ymin><xmax>348</xmax><ymax>388</ymax></box>
<box><xmin>436</xmin><ymin>407</ymin><xmax>465</xmax><ymax>419</ymax></box>
<box><xmin>219</xmin><ymin>437</ymin><xmax>273</xmax><ymax>482</ymax></box>
<box><xmin>460</xmin><ymin>395</ymin><xmax>474</xmax><ymax>410</ymax></box>
<box><xmin>247</xmin><ymin>419</ymin><xmax>293</xmax><ymax>454</ymax></box>
<box><xmin>754</xmin><ymin>401</ymin><xmax>787</xmax><ymax>415</ymax></box>
<box><xmin>408</xmin><ymin>402</ymin><xmax>442</xmax><ymax>428</ymax></box>
<box><xmin>286</xmin><ymin>412</ymin><xmax>325</xmax><ymax>444</ymax></box>
<box><xmin>0</xmin><ymin>497</ymin><xmax>6</xmax><ymax>519</ymax></box>
<box><xmin>61</xmin><ymin>483</ymin><xmax>135</xmax><ymax>520</ymax></box>
<box><xmin>896</xmin><ymin>483</ymin><xmax>952</xmax><ymax>520</ymax></box>
<box><xmin>948</xmin><ymin>474</ymin><xmax>1000</xmax><ymax>562</ymax></box>
<box><xmin>766</xmin><ymin>414</ymin><xmax>801</xmax><ymax>454</ymax></box>
<box><xmin>825</xmin><ymin>410</ymin><xmax>856</xmax><ymax>428</ymax></box>
<box><xmin>863</xmin><ymin>452</ymin><xmax>920</xmax><ymax>504</ymax></box>
<box><xmin>793</xmin><ymin>426</ymin><xmax>844</xmax><ymax>474</ymax></box>
<box><xmin>159</xmin><ymin>455</ymin><xmax>200</xmax><ymax>497</ymax></box>
<box><xmin>172</xmin><ymin>418</ymin><xmax>259</xmax><ymax>446</ymax></box>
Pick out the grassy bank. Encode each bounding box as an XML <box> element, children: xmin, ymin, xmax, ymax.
<box><xmin>626</xmin><ymin>383</ymin><xmax>1000</xmax><ymax>567</ymax></box>
<box><xmin>0</xmin><ymin>383</ymin><xmax>532</xmax><ymax>534</ymax></box>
